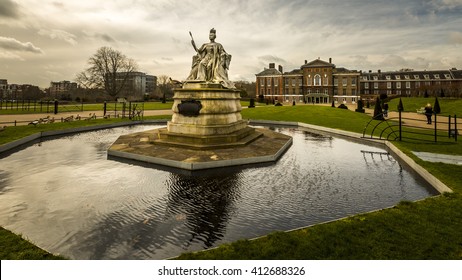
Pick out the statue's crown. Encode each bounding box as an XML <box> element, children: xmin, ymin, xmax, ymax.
<box><xmin>210</xmin><ymin>28</ymin><xmax>216</xmax><ymax>34</ymax></box>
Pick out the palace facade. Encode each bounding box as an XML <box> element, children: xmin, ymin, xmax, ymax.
<box><xmin>255</xmin><ymin>58</ymin><xmax>462</xmax><ymax>104</ymax></box>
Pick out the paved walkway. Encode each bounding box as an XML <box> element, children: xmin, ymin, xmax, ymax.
<box><xmin>412</xmin><ymin>152</ymin><xmax>462</xmax><ymax>165</ymax></box>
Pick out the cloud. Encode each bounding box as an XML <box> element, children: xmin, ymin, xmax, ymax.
<box><xmin>257</xmin><ymin>55</ymin><xmax>288</xmax><ymax>65</ymax></box>
<box><xmin>0</xmin><ymin>0</ymin><xmax>20</xmax><ymax>18</ymax></box>
<box><xmin>0</xmin><ymin>36</ymin><xmax>43</xmax><ymax>53</ymax></box>
<box><xmin>449</xmin><ymin>31</ymin><xmax>462</xmax><ymax>44</ymax></box>
<box><xmin>82</xmin><ymin>30</ymin><xmax>116</xmax><ymax>43</ymax></box>
<box><xmin>38</xmin><ymin>29</ymin><xmax>78</xmax><ymax>45</ymax></box>
<box><xmin>0</xmin><ymin>50</ymin><xmax>24</xmax><ymax>60</ymax></box>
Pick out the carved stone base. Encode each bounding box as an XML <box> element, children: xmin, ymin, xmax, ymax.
<box><xmin>169</xmin><ymin>83</ymin><xmax>243</xmax><ymax>136</ymax></box>
<box><xmin>154</xmin><ymin>126</ymin><xmax>263</xmax><ymax>150</ymax></box>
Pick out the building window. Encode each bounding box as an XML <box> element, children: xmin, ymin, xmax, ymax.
<box><xmin>314</xmin><ymin>74</ymin><xmax>321</xmax><ymax>86</ymax></box>
<box><xmin>424</xmin><ymin>74</ymin><xmax>430</xmax><ymax>79</ymax></box>
<box><xmin>416</xmin><ymin>81</ymin><xmax>420</xmax><ymax>88</ymax></box>
<box><xmin>352</xmin><ymin>89</ymin><xmax>356</xmax><ymax>95</ymax></box>
<box><xmin>395</xmin><ymin>75</ymin><xmax>401</xmax><ymax>80</ymax></box>
<box><xmin>365</xmin><ymin>82</ymin><xmax>369</xmax><ymax>89</ymax></box>
<box><xmin>396</xmin><ymin>82</ymin><xmax>401</xmax><ymax>89</ymax></box>
<box><xmin>342</xmin><ymin>78</ymin><xmax>347</xmax><ymax>86</ymax></box>
<box><xmin>373</xmin><ymin>76</ymin><xmax>378</xmax><ymax>80</ymax></box>
<box><xmin>434</xmin><ymin>74</ymin><xmax>440</xmax><ymax>79</ymax></box>
<box><xmin>267</xmin><ymin>78</ymin><xmax>271</xmax><ymax>86</ymax></box>
<box><xmin>260</xmin><ymin>78</ymin><xmax>264</xmax><ymax>86</ymax></box>
<box><xmin>285</xmin><ymin>78</ymin><xmax>289</xmax><ymax>87</ymax></box>
<box><xmin>414</xmin><ymin>75</ymin><xmax>420</xmax><ymax>79</ymax></box>
<box><xmin>299</xmin><ymin>78</ymin><xmax>302</xmax><ymax>86</ymax></box>
<box><xmin>343</xmin><ymin>89</ymin><xmax>346</xmax><ymax>95</ymax></box>
<box><xmin>274</xmin><ymin>79</ymin><xmax>279</xmax><ymax>86</ymax></box>
<box><xmin>444</xmin><ymin>74</ymin><xmax>451</xmax><ymax>79</ymax></box>
<box><xmin>324</xmin><ymin>89</ymin><xmax>328</xmax><ymax>94</ymax></box>
<box><xmin>333</xmin><ymin>78</ymin><xmax>338</xmax><ymax>86</ymax></box>
<box><xmin>374</xmin><ymin>82</ymin><xmax>378</xmax><ymax>89</ymax></box>
<box><xmin>352</xmin><ymin>78</ymin><xmax>356</xmax><ymax>86</ymax></box>
<box><xmin>307</xmin><ymin>75</ymin><xmax>312</xmax><ymax>86</ymax></box>
<box><xmin>387</xmin><ymin>82</ymin><xmax>391</xmax><ymax>89</ymax></box>
<box><xmin>324</xmin><ymin>76</ymin><xmax>328</xmax><ymax>86</ymax></box>
<box><xmin>406</xmin><ymin>81</ymin><xmax>410</xmax><ymax>89</ymax></box>
<box><xmin>386</xmin><ymin>75</ymin><xmax>391</xmax><ymax>80</ymax></box>
<box><xmin>404</xmin><ymin>75</ymin><xmax>410</xmax><ymax>79</ymax></box>
<box><xmin>292</xmin><ymin>78</ymin><xmax>296</xmax><ymax>86</ymax></box>
<box><xmin>267</xmin><ymin>89</ymin><xmax>271</xmax><ymax>95</ymax></box>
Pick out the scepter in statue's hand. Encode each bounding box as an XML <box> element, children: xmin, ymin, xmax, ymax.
<box><xmin>189</xmin><ymin>31</ymin><xmax>198</xmax><ymax>52</ymax></box>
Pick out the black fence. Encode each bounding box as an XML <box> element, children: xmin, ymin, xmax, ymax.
<box><xmin>363</xmin><ymin>113</ymin><xmax>458</xmax><ymax>142</ymax></box>
<box><xmin>0</xmin><ymin>100</ymin><xmax>83</xmax><ymax>114</ymax></box>
<box><xmin>0</xmin><ymin>101</ymin><xmax>144</xmax><ymax>127</ymax></box>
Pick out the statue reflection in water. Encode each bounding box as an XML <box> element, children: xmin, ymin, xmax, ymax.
<box><xmin>164</xmin><ymin>172</ymin><xmax>242</xmax><ymax>249</ymax></box>
<box><xmin>72</xmin><ymin>170</ymin><xmax>242</xmax><ymax>259</ymax></box>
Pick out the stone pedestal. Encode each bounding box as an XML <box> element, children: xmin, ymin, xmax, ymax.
<box><xmin>155</xmin><ymin>82</ymin><xmax>262</xmax><ymax>149</ymax></box>
<box><xmin>108</xmin><ymin>82</ymin><xmax>293</xmax><ymax>171</ymax></box>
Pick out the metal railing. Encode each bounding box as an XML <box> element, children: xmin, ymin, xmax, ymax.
<box><xmin>363</xmin><ymin>112</ymin><xmax>458</xmax><ymax>142</ymax></box>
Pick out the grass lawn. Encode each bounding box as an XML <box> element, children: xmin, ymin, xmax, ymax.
<box><xmin>387</xmin><ymin>97</ymin><xmax>462</xmax><ymax>116</ymax></box>
<box><xmin>1</xmin><ymin>98</ymin><xmax>461</xmax><ymax>259</ymax></box>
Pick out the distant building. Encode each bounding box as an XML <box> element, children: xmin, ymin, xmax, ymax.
<box><xmin>116</xmin><ymin>72</ymin><xmax>157</xmax><ymax>100</ymax></box>
<box><xmin>49</xmin><ymin>80</ymin><xmax>78</xmax><ymax>98</ymax></box>
<box><xmin>360</xmin><ymin>68</ymin><xmax>462</xmax><ymax>100</ymax></box>
<box><xmin>0</xmin><ymin>79</ymin><xmax>7</xmax><ymax>99</ymax></box>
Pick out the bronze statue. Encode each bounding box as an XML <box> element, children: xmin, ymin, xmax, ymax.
<box><xmin>187</xmin><ymin>28</ymin><xmax>235</xmax><ymax>88</ymax></box>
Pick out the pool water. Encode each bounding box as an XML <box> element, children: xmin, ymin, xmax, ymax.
<box><xmin>0</xmin><ymin>125</ymin><xmax>435</xmax><ymax>259</ymax></box>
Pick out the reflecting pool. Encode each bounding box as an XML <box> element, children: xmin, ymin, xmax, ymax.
<box><xmin>0</xmin><ymin>125</ymin><xmax>436</xmax><ymax>259</ymax></box>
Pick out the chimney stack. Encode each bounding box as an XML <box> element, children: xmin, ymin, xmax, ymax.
<box><xmin>305</xmin><ymin>60</ymin><xmax>307</xmax><ymax>64</ymax></box>
<box><xmin>269</xmin><ymin>63</ymin><xmax>275</xmax><ymax>69</ymax></box>
<box><xmin>378</xmin><ymin>69</ymin><xmax>381</xmax><ymax>73</ymax></box>
<box><xmin>329</xmin><ymin>57</ymin><xmax>332</xmax><ymax>64</ymax></box>
<box><xmin>278</xmin><ymin>65</ymin><xmax>283</xmax><ymax>73</ymax></box>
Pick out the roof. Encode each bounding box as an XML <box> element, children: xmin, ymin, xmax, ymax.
<box><xmin>301</xmin><ymin>58</ymin><xmax>335</xmax><ymax>68</ymax></box>
<box><xmin>284</xmin><ymin>69</ymin><xmax>303</xmax><ymax>75</ymax></box>
<box><xmin>361</xmin><ymin>69</ymin><xmax>460</xmax><ymax>81</ymax></box>
<box><xmin>255</xmin><ymin>68</ymin><xmax>282</xmax><ymax>76</ymax></box>
<box><xmin>334</xmin><ymin>67</ymin><xmax>359</xmax><ymax>74</ymax></box>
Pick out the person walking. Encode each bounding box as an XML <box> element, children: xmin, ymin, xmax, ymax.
<box><xmin>424</xmin><ymin>103</ymin><xmax>433</xmax><ymax>124</ymax></box>
<box><xmin>383</xmin><ymin>103</ymin><xmax>389</xmax><ymax>117</ymax></box>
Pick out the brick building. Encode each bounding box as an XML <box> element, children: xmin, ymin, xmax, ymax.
<box><xmin>360</xmin><ymin>68</ymin><xmax>462</xmax><ymax>101</ymax></box>
<box><xmin>256</xmin><ymin>58</ymin><xmax>462</xmax><ymax>104</ymax></box>
<box><xmin>256</xmin><ymin>58</ymin><xmax>360</xmax><ymax>104</ymax></box>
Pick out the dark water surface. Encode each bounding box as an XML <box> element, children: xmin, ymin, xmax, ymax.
<box><xmin>0</xmin><ymin>125</ymin><xmax>435</xmax><ymax>259</ymax></box>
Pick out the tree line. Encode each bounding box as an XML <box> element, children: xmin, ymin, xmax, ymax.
<box><xmin>73</xmin><ymin>46</ymin><xmax>255</xmax><ymax>102</ymax></box>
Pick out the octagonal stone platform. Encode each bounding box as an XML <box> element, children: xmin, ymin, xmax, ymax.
<box><xmin>107</xmin><ymin>127</ymin><xmax>292</xmax><ymax>171</ymax></box>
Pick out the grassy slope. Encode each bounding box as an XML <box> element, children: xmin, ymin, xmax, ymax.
<box><xmin>0</xmin><ymin>228</ymin><xmax>65</xmax><ymax>260</ymax></box>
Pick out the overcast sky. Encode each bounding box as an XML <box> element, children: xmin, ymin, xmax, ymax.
<box><xmin>1</xmin><ymin>0</ymin><xmax>462</xmax><ymax>88</ymax></box>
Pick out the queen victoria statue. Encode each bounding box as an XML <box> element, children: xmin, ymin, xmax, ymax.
<box><xmin>186</xmin><ymin>28</ymin><xmax>235</xmax><ymax>89</ymax></box>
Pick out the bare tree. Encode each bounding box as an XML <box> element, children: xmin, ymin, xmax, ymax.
<box><xmin>156</xmin><ymin>75</ymin><xmax>174</xmax><ymax>102</ymax></box>
<box><xmin>76</xmin><ymin>46</ymin><xmax>138</xmax><ymax>98</ymax></box>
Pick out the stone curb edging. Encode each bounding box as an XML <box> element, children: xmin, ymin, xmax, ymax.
<box><xmin>0</xmin><ymin>119</ymin><xmax>169</xmax><ymax>154</ymax></box>
<box><xmin>385</xmin><ymin>142</ymin><xmax>453</xmax><ymax>194</ymax></box>
<box><xmin>292</xmin><ymin>121</ymin><xmax>453</xmax><ymax>194</ymax></box>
